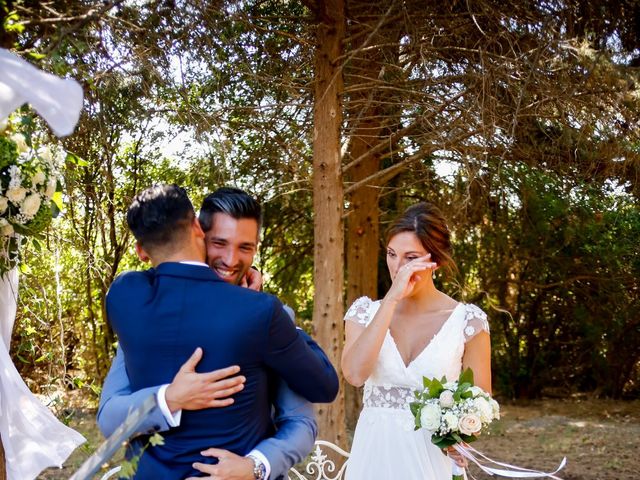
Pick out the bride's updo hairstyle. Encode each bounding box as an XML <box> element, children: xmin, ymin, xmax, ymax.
<box><xmin>385</xmin><ymin>202</ymin><xmax>457</xmax><ymax>276</ymax></box>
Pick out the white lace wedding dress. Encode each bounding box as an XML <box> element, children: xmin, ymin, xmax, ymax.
<box><xmin>0</xmin><ymin>269</ymin><xmax>85</xmax><ymax>479</ymax></box>
<box><xmin>344</xmin><ymin>297</ymin><xmax>489</xmax><ymax>480</ymax></box>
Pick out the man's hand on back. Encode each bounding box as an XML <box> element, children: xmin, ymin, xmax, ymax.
<box><xmin>186</xmin><ymin>448</ymin><xmax>254</xmax><ymax>480</ymax></box>
<box><xmin>165</xmin><ymin>348</ymin><xmax>246</xmax><ymax>412</ymax></box>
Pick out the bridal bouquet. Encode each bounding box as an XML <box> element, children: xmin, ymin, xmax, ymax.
<box><xmin>0</xmin><ymin>126</ymin><xmax>63</xmax><ymax>275</ymax></box>
<box><xmin>411</xmin><ymin>369</ymin><xmax>565</xmax><ymax>479</ymax></box>
<box><xmin>410</xmin><ymin>368</ymin><xmax>498</xmax><ymax>449</ymax></box>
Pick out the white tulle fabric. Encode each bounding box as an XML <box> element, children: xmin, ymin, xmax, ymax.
<box><xmin>0</xmin><ymin>270</ymin><xmax>85</xmax><ymax>479</ymax></box>
<box><xmin>0</xmin><ymin>48</ymin><xmax>83</xmax><ymax>137</ymax></box>
<box><xmin>344</xmin><ymin>297</ymin><xmax>489</xmax><ymax>480</ymax></box>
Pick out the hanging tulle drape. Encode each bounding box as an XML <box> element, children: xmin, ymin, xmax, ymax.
<box><xmin>1</xmin><ymin>48</ymin><xmax>86</xmax><ymax>479</ymax></box>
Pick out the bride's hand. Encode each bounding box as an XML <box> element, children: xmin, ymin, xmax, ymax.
<box><xmin>445</xmin><ymin>446</ymin><xmax>468</xmax><ymax>468</ymax></box>
<box><xmin>385</xmin><ymin>254</ymin><xmax>437</xmax><ymax>302</ymax></box>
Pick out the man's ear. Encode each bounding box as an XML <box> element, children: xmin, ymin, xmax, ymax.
<box><xmin>192</xmin><ymin>217</ymin><xmax>205</xmax><ymax>238</ymax></box>
<box><xmin>135</xmin><ymin>242</ymin><xmax>150</xmax><ymax>263</ymax></box>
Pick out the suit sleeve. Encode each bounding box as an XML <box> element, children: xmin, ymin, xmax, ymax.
<box><xmin>254</xmin><ymin>377</ymin><xmax>318</xmax><ymax>478</ymax></box>
<box><xmin>264</xmin><ymin>301</ymin><xmax>339</xmax><ymax>403</ymax></box>
<box><xmin>97</xmin><ymin>346</ymin><xmax>171</xmax><ymax>437</ymax></box>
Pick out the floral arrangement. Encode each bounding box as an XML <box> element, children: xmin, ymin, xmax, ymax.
<box><xmin>411</xmin><ymin>369</ymin><xmax>566</xmax><ymax>479</ymax></box>
<box><xmin>411</xmin><ymin>368</ymin><xmax>499</xmax><ymax>449</ymax></box>
<box><xmin>0</xmin><ymin>121</ymin><xmax>63</xmax><ymax>275</ymax></box>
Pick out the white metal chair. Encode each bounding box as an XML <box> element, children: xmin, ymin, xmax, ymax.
<box><xmin>98</xmin><ymin>440</ymin><xmax>350</xmax><ymax>480</ymax></box>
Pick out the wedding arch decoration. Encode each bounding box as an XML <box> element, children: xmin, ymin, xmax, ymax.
<box><xmin>0</xmin><ymin>47</ymin><xmax>86</xmax><ymax>480</ymax></box>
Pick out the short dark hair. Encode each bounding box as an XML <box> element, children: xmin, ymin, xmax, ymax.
<box><xmin>199</xmin><ymin>187</ymin><xmax>262</xmax><ymax>233</ymax></box>
<box><xmin>127</xmin><ymin>184</ymin><xmax>195</xmax><ymax>251</ymax></box>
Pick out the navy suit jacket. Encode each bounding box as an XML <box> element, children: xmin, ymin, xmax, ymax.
<box><xmin>106</xmin><ymin>262</ymin><xmax>338</xmax><ymax>479</ymax></box>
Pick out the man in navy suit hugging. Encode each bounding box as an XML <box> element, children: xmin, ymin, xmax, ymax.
<box><xmin>99</xmin><ymin>187</ymin><xmax>321</xmax><ymax>480</ymax></box>
<box><xmin>105</xmin><ymin>184</ymin><xmax>339</xmax><ymax>479</ymax></box>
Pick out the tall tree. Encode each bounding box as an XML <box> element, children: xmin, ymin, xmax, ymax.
<box><xmin>310</xmin><ymin>0</ymin><xmax>347</xmax><ymax>444</ymax></box>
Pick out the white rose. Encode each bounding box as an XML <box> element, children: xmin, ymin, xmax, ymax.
<box><xmin>9</xmin><ymin>133</ymin><xmax>28</xmax><ymax>153</ymax></box>
<box><xmin>442</xmin><ymin>411</ymin><xmax>459</xmax><ymax>432</ymax></box>
<box><xmin>490</xmin><ymin>399</ymin><xmax>500</xmax><ymax>420</ymax></box>
<box><xmin>459</xmin><ymin>414</ymin><xmax>482</xmax><ymax>436</ymax></box>
<box><xmin>419</xmin><ymin>403</ymin><xmax>442</xmax><ymax>431</ymax></box>
<box><xmin>439</xmin><ymin>390</ymin><xmax>455</xmax><ymax>408</ymax></box>
<box><xmin>21</xmin><ymin>193</ymin><xmax>41</xmax><ymax>218</ymax></box>
<box><xmin>470</xmin><ymin>386</ymin><xmax>485</xmax><ymax>397</ymax></box>
<box><xmin>0</xmin><ymin>196</ymin><xmax>8</xmax><ymax>214</ymax></box>
<box><xmin>473</xmin><ymin>397</ymin><xmax>493</xmax><ymax>423</ymax></box>
<box><xmin>32</xmin><ymin>170</ymin><xmax>46</xmax><ymax>187</ymax></box>
<box><xmin>0</xmin><ymin>222</ymin><xmax>14</xmax><ymax>237</ymax></box>
<box><xmin>38</xmin><ymin>146</ymin><xmax>54</xmax><ymax>163</ymax></box>
<box><xmin>443</xmin><ymin>382</ymin><xmax>457</xmax><ymax>390</ymax></box>
<box><xmin>6</xmin><ymin>186</ymin><xmax>27</xmax><ymax>204</ymax></box>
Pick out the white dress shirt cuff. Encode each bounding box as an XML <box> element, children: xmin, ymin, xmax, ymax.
<box><xmin>248</xmin><ymin>449</ymin><xmax>271</xmax><ymax>480</ymax></box>
<box><xmin>157</xmin><ymin>384</ymin><xmax>182</xmax><ymax>427</ymax></box>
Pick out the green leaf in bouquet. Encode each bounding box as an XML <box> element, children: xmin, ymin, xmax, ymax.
<box><xmin>410</xmin><ymin>401</ymin><xmax>421</xmax><ymax>420</ymax></box>
<box><xmin>460</xmin><ymin>389</ymin><xmax>473</xmax><ymax>399</ymax></box>
<box><xmin>460</xmin><ymin>433</ymin><xmax>478</xmax><ymax>444</ymax></box>
<box><xmin>459</xmin><ymin>367</ymin><xmax>475</xmax><ymax>386</ymax></box>
<box><xmin>432</xmin><ymin>435</ymin><xmax>457</xmax><ymax>449</ymax></box>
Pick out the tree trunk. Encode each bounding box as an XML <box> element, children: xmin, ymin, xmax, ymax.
<box><xmin>344</xmin><ymin>134</ymin><xmax>381</xmax><ymax>432</ymax></box>
<box><xmin>343</xmin><ymin>1</ymin><xmax>402</xmax><ymax>432</ymax></box>
<box><xmin>312</xmin><ymin>0</ymin><xmax>346</xmax><ymax>446</ymax></box>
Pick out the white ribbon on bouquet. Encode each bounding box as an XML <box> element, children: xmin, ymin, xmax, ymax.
<box><xmin>452</xmin><ymin>443</ymin><xmax>566</xmax><ymax>479</ymax></box>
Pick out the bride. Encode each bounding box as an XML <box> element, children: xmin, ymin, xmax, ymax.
<box><xmin>342</xmin><ymin>202</ymin><xmax>491</xmax><ymax>479</ymax></box>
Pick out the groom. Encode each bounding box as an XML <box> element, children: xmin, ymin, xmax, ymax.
<box><xmin>106</xmin><ymin>184</ymin><xmax>338</xmax><ymax>478</ymax></box>
<box><xmin>99</xmin><ymin>187</ymin><xmax>318</xmax><ymax>479</ymax></box>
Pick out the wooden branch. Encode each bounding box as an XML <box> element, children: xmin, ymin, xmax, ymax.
<box><xmin>344</xmin><ymin>127</ymin><xmax>482</xmax><ymax>194</ymax></box>
<box><xmin>342</xmin><ymin>88</ymin><xmax>468</xmax><ymax>173</ymax></box>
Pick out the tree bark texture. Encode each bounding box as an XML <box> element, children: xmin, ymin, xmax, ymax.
<box><xmin>312</xmin><ymin>0</ymin><xmax>347</xmax><ymax>446</ymax></box>
<box><xmin>343</xmin><ymin>1</ymin><xmax>402</xmax><ymax>432</ymax></box>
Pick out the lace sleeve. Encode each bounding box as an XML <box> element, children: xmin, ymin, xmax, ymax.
<box><xmin>344</xmin><ymin>296</ymin><xmax>373</xmax><ymax>326</ymax></box>
<box><xmin>462</xmin><ymin>304</ymin><xmax>490</xmax><ymax>342</ymax></box>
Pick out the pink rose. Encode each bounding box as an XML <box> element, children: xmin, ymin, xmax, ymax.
<box><xmin>458</xmin><ymin>414</ymin><xmax>482</xmax><ymax>435</ymax></box>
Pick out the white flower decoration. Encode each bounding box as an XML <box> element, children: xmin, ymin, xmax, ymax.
<box><xmin>6</xmin><ymin>186</ymin><xmax>27</xmax><ymax>204</ymax></box>
<box><xmin>32</xmin><ymin>170</ymin><xmax>46</xmax><ymax>186</ymax></box>
<box><xmin>459</xmin><ymin>413</ymin><xmax>482</xmax><ymax>435</ymax></box>
<box><xmin>442</xmin><ymin>411</ymin><xmax>459</xmax><ymax>431</ymax></box>
<box><xmin>8</xmin><ymin>164</ymin><xmax>21</xmax><ymax>187</ymax></box>
<box><xmin>21</xmin><ymin>193</ymin><xmax>41</xmax><ymax>218</ymax></box>
<box><xmin>9</xmin><ymin>133</ymin><xmax>28</xmax><ymax>153</ymax></box>
<box><xmin>464</xmin><ymin>325</ymin><xmax>476</xmax><ymax>336</ymax></box>
<box><xmin>473</xmin><ymin>396</ymin><xmax>493</xmax><ymax>423</ymax></box>
<box><xmin>45</xmin><ymin>177</ymin><xmax>57</xmax><ymax>199</ymax></box>
<box><xmin>490</xmin><ymin>398</ymin><xmax>500</xmax><ymax>420</ymax></box>
<box><xmin>439</xmin><ymin>390</ymin><xmax>455</xmax><ymax>408</ymax></box>
<box><xmin>37</xmin><ymin>146</ymin><xmax>53</xmax><ymax>163</ymax></box>
<box><xmin>419</xmin><ymin>403</ymin><xmax>442</xmax><ymax>431</ymax></box>
<box><xmin>0</xmin><ymin>221</ymin><xmax>14</xmax><ymax>237</ymax></box>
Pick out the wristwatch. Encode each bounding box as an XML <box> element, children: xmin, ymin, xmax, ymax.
<box><xmin>247</xmin><ymin>454</ymin><xmax>266</xmax><ymax>480</ymax></box>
